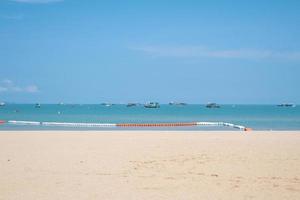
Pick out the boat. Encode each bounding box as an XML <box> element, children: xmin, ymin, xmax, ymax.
<box><xmin>277</xmin><ymin>103</ymin><xmax>295</xmax><ymax>107</ymax></box>
<box><xmin>127</xmin><ymin>103</ymin><xmax>138</xmax><ymax>107</ymax></box>
<box><xmin>144</xmin><ymin>102</ymin><xmax>160</xmax><ymax>108</ymax></box>
<box><xmin>178</xmin><ymin>102</ymin><xmax>187</xmax><ymax>106</ymax></box>
<box><xmin>169</xmin><ymin>102</ymin><xmax>187</xmax><ymax>106</ymax></box>
<box><xmin>0</xmin><ymin>102</ymin><xmax>5</xmax><ymax>106</ymax></box>
<box><xmin>35</xmin><ymin>103</ymin><xmax>41</xmax><ymax>108</ymax></box>
<box><xmin>206</xmin><ymin>103</ymin><xmax>220</xmax><ymax>108</ymax></box>
<box><xmin>100</xmin><ymin>103</ymin><xmax>113</xmax><ymax>107</ymax></box>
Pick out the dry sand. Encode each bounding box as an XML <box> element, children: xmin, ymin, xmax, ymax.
<box><xmin>0</xmin><ymin>131</ymin><xmax>300</xmax><ymax>200</ymax></box>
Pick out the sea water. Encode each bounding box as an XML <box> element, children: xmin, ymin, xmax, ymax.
<box><xmin>0</xmin><ymin>104</ymin><xmax>299</xmax><ymax>130</ymax></box>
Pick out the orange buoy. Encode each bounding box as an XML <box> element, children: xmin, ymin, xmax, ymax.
<box><xmin>244</xmin><ymin>128</ymin><xmax>253</xmax><ymax>131</ymax></box>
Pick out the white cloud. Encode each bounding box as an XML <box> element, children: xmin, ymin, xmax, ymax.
<box><xmin>11</xmin><ymin>0</ymin><xmax>63</xmax><ymax>4</ymax></box>
<box><xmin>131</xmin><ymin>45</ymin><xmax>300</xmax><ymax>61</ymax></box>
<box><xmin>0</xmin><ymin>79</ymin><xmax>39</xmax><ymax>93</ymax></box>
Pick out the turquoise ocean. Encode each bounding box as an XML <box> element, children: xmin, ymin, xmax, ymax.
<box><xmin>0</xmin><ymin>104</ymin><xmax>299</xmax><ymax>130</ymax></box>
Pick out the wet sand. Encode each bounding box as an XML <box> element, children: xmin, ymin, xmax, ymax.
<box><xmin>0</xmin><ymin>131</ymin><xmax>300</xmax><ymax>200</ymax></box>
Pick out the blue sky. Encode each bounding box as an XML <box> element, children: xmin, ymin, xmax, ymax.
<box><xmin>0</xmin><ymin>0</ymin><xmax>299</xmax><ymax>104</ymax></box>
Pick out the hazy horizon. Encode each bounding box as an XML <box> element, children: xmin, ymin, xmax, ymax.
<box><xmin>1</xmin><ymin>102</ymin><xmax>298</xmax><ymax>105</ymax></box>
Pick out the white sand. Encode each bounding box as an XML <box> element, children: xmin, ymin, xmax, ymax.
<box><xmin>0</xmin><ymin>131</ymin><xmax>300</xmax><ymax>200</ymax></box>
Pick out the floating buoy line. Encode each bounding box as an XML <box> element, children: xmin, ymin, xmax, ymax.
<box><xmin>0</xmin><ymin>120</ymin><xmax>252</xmax><ymax>131</ymax></box>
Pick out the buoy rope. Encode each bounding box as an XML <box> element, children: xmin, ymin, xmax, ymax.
<box><xmin>2</xmin><ymin>120</ymin><xmax>252</xmax><ymax>131</ymax></box>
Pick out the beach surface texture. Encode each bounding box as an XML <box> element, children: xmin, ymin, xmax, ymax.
<box><xmin>0</xmin><ymin>131</ymin><xmax>300</xmax><ymax>200</ymax></box>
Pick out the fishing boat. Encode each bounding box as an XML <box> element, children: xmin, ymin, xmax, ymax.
<box><xmin>206</xmin><ymin>103</ymin><xmax>220</xmax><ymax>108</ymax></box>
<box><xmin>144</xmin><ymin>102</ymin><xmax>160</xmax><ymax>108</ymax></box>
<box><xmin>35</xmin><ymin>103</ymin><xmax>41</xmax><ymax>108</ymax></box>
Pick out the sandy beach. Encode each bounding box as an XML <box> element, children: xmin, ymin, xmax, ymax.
<box><xmin>0</xmin><ymin>131</ymin><xmax>300</xmax><ymax>200</ymax></box>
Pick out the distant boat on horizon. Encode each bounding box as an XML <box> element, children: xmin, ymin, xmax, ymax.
<box><xmin>100</xmin><ymin>103</ymin><xmax>113</xmax><ymax>107</ymax></box>
<box><xmin>127</xmin><ymin>103</ymin><xmax>138</xmax><ymax>107</ymax></box>
<box><xmin>277</xmin><ymin>103</ymin><xmax>295</xmax><ymax>107</ymax></box>
<box><xmin>144</xmin><ymin>102</ymin><xmax>160</xmax><ymax>108</ymax></box>
<box><xmin>169</xmin><ymin>102</ymin><xmax>187</xmax><ymax>106</ymax></box>
<box><xmin>35</xmin><ymin>103</ymin><xmax>41</xmax><ymax>108</ymax></box>
<box><xmin>206</xmin><ymin>103</ymin><xmax>220</xmax><ymax>108</ymax></box>
<box><xmin>0</xmin><ymin>102</ymin><xmax>5</xmax><ymax>106</ymax></box>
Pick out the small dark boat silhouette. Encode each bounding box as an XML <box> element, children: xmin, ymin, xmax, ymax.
<box><xmin>144</xmin><ymin>102</ymin><xmax>160</xmax><ymax>108</ymax></box>
<box><xmin>206</xmin><ymin>103</ymin><xmax>220</xmax><ymax>108</ymax></box>
<box><xmin>169</xmin><ymin>102</ymin><xmax>187</xmax><ymax>106</ymax></box>
<box><xmin>277</xmin><ymin>103</ymin><xmax>295</xmax><ymax>107</ymax></box>
<box><xmin>127</xmin><ymin>103</ymin><xmax>138</xmax><ymax>107</ymax></box>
